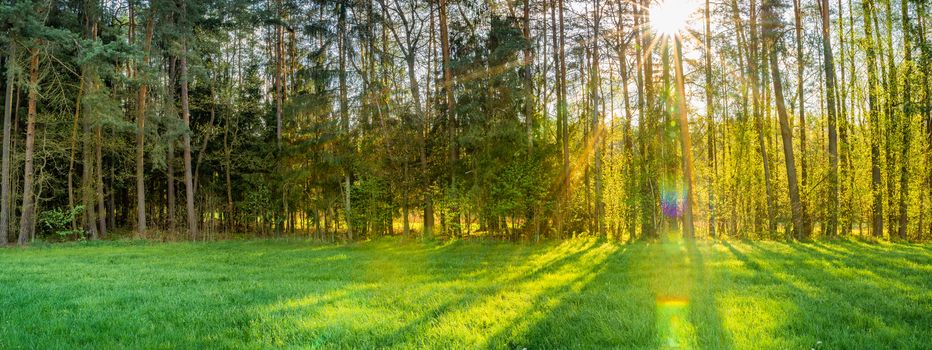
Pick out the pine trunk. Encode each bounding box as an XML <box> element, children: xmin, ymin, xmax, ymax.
<box><xmin>17</xmin><ymin>48</ymin><xmax>39</xmax><ymax>245</ymax></box>
<box><xmin>0</xmin><ymin>43</ymin><xmax>15</xmax><ymax>245</ymax></box>
<box><xmin>180</xmin><ymin>38</ymin><xmax>198</xmax><ymax>240</ymax></box>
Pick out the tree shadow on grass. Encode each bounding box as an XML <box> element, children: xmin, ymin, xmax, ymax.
<box><xmin>506</xmin><ymin>239</ymin><xmax>734</xmax><ymax>350</ymax></box>
<box><xmin>726</xmin><ymin>241</ymin><xmax>931</xmax><ymax>349</ymax></box>
<box><xmin>245</xmin><ymin>238</ymin><xmax>616</xmax><ymax>348</ymax></box>
<box><xmin>511</xmin><ymin>243</ymin><xmax>655</xmax><ymax>349</ymax></box>
<box><xmin>685</xmin><ymin>240</ymin><xmax>733</xmax><ymax>350</ymax></box>
<box><xmin>368</xmin><ymin>240</ymin><xmax>606</xmax><ymax>347</ymax></box>
<box><xmin>818</xmin><ymin>240</ymin><xmax>932</xmax><ymax>272</ymax></box>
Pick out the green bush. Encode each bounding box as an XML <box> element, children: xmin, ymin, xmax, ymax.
<box><xmin>38</xmin><ymin>205</ymin><xmax>85</xmax><ymax>238</ymax></box>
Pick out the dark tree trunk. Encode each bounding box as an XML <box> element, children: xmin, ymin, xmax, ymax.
<box><xmin>135</xmin><ymin>7</ymin><xmax>154</xmax><ymax>237</ymax></box>
<box><xmin>17</xmin><ymin>48</ymin><xmax>39</xmax><ymax>245</ymax></box>
<box><xmin>0</xmin><ymin>43</ymin><xmax>15</xmax><ymax>245</ymax></box>
<box><xmin>180</xmin><ymin>37</ymin><xmax>198</xmax><ymax>240</ymax></box>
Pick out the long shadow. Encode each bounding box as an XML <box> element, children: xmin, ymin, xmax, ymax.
<box><xmin>245</xmin><ymin>238</ymin><xmax>612</xmax><ymax>348</ymax></box>
<box><xmin>781</xmin><ymin>241</ymin><xmax>926</xmax><ymax>300</ymax></box>
<box><xmin>792</xmin><ymin>242</ymin><xmax>921</xmax><ymax>289</ymax></box>
<box><xmin>722</xmin><ymin>241</ymin><xmax>850</xmax><ymax>347</ymax></box>
<box><xmin>685</xmin><ymin>240</ymin><xmax>733</xmax><ymax>350</ymax></box>
<box><xmin>743</xmin><ymin>241</ymin><xmax>930</xmax><ymax>348</ymax></box>
<box><xmin>826</xmin><ymin>240</ymin><xmax>932</xmax><ymax>270</ymax></box>
<box><xmin>510</xmin><ymin>243</ymin><xmax>659</xmax><ymax>349</ymax></box>
<box><xmin>508</xmin><ymin>240</ymin><xmax>737</xmax><ymax>349</ymax></box>
<box><xmin>373</xmin><ymin>240</ymin><xmax>606</xmax><ymax>347</ymax></box>
<box><xmin>478</xmin><ymin>243</ymin><xmax>620</xmax><ymax>348</ymax></box>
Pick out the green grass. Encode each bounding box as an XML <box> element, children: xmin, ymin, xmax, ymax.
<box><xmin>1</xmin><ymin>238</ymin><xmax>930</xmax><ymax>349</ymax></box>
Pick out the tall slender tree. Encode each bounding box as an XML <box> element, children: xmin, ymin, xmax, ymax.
<box><xmin>896</xmin><ymin>0</ymin><xmax>912</xmax><ymax>239</ymax></box>
<box><xmin>863</xmin><ymin>0</ymin><xmax>884</xmax><ymax>237</ymax></box>
<box><xmin>763</xmin><ymin>0</ymin><xmax>806</xmax><ymax>239</ymax></box>
<box><xmin>0</xmin><ymin>40</ymin><xmax>14</xmax><ymax>245</ymax></box>
<box><xmin>135</xmin><ymin>3</ymin><xmax>155</xmax><ymax>237</ymax></box>
<box><xmin>819</xmin><ymin>0</ymin><xmax>839</xmax><ymax>236</ymax></box>
<box><xmin>180</xmin><ymin>3</ymin><xmax>197</xmax><ymax>239</ymax></box>
<box><xmin>793</xmin><ymin>0</ymin><xmax>810</xmax><ymax>235</ymax></box>
<box><xmin>704</xmin><ymin>0</ymin><xmax>716</xmax><ymax>238</ymax></box>
<box><xmin>673</xmin><ymin>35</ymin><xmax>696</xmax><ymax>239</ymax></box>
<box><xmin>17</xmin><ymin>43</ymin><xmax>39</xmax><ymax>245</ymax></box>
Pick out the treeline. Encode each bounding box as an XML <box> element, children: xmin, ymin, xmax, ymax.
<box><xmin>0</xmin><ymin>0</ymin><xmax>929</xmax><ymax>245</ymax></box>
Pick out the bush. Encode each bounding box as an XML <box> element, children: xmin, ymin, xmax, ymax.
<box><xmin>38</xmin><ymin>205</ymin><xmax>85</xmax><ymax>238</ymax></box>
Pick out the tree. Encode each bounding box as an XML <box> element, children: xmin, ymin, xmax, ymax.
<box><xmin>704</xmin><ymin>0</ymin><xmax>716</xmax><ymax>238</ymax></box>
<box><xmin>793</xmin><ymin>0</ymin><xmax>810</xmax><ymax>235</ymax></box>
<box><xmin>1</xmin><ymin>37</ymin><xmax>14</xmax><ymax>245</ymax></box>
<box><xmin>818</xmin><ymin>0</ymin><xmax>839</xmax><ymax>237</ymax></box>
<box><xmin>862</xmin><ymin>0</ymin><xmax>883</xmax><ymax>237</ymax></box>
<box><xmin>0</xmin><ymin>0</ymin><xmax>926</xmax><ymax>244</ymax></box>
<box><xmin>590</xmin><ymin>0</ymin><xmax>605</xmax><ymax>236</ymax></box>
<box><xmin>180</xmin><ymin>3</ymin><xmax>197</xmax><ymax>240</ymax></box>
<box><xmin>673</xmin><ymin>33</ymin><xmax>696</xmax><ymax>239</ymax></box>
<box><xmin>17</xmin><ymin>42</ymin><xmax>39</xmax><ymax>244</ymax></box>
<box><xmin>763</xmin><ymin>0</ymin><xmax>806</xmax><ymax>239</ymax></box>
<box><xmin>749</xmin><ymin>0</ymin><xmax>777</xmax><ymax>236</ymax></box>
<box><xmin>135</xmin><ymin>3</ymin><xmax>155</xmax><ymax>236</ymax></box>
<box><xmin>439</xmin><ymin>0</ymin><xmax>454</xmax><ymax>237</ymax></box>
<box><xmin>896</xmin><ymin>0</ymin><xmax>912</xmax><ymax>240</ymax></box>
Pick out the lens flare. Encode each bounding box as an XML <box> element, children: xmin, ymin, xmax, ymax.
<box><xmin>660</xmin><ymin>179</ymin><xmax>686</xmax><ymax>218</ymax></box>
<box><xmin>656</xmin><ymin>296</ymin><xmax>691</xmax><ymax>347</ymax></box>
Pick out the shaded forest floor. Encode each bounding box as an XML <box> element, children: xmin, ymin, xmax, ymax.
<box><xmin>1</xmin><ymin>238</ymin><xmax>930</xmax><ymax>349</ymax></box>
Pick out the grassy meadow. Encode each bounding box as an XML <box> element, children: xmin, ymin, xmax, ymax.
<box><xmin>0</xmin><ymin>238</ymin><xmax>929</xmax><ymax>349</ymax></box>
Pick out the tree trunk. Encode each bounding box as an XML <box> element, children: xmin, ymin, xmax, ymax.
<box><xmin>918</xmin><ymin>0</ymin><xmax>931</xmax><ymax>239</ymax></box>
<box><xmin>274</xmin><ymin>0</ymin><xmax>284</xmax><ymax>237</ymax></box>
<box><xmin>180</xmin><ymin>38</ymin><xmax>198</xmax><ymax>240</ymax></box>
<box><xmin>96</xmin><ymin>125</ymin><xmax>107</xmax><ymax>237</ymax></box>
<box><xmin>881</xmin><ymin>0</ymin><xmax>897</xmax><ymax>237</ymax></box>
<box><xmin>862</xmin><ymin>0</ymin><xmax>884</xmax><ymax>237</ymax></box>
<box><xmin>559</xmin><ymin>0</ymin><xmax>570</xmax><ymax>237</ymax></box>
<box><xmin>749</xmin><ymin>0</ymin><xmax>776</xmax><ymax>236</ymax></box>
<box><xmin>836</xmin><ymin>0</ymin><xmax>851</xmax><ymax>235</ymax></box>
<box><xmin>674</xmin><ymin>38</ymin><xmax>696</xmax><ymax>239</ymax></box>
<box><xmin>523</xmin><ymin>0</ymin><xmax>533</xmax><ymax>155</ymax></box>
<box><xmin>167</xmin><ymin>142</ymin><xmax>176</xmax><ymax>231</ymax></box>
<box><xmin>439</xmin><ymin>0</ymin><xmax>457</xmax><ymax>237</ymax></box>
<box><xmin>166</xmin><ymin>56</ymin><xmax>176</xmax><ymax>232</ymax></box>
<box><xmin>17</xmin><ymin>47</ymin><xmax>39</xmax><ymax>245</ymax></box>
<box><xmin>1</xmin><ymin>42</ymin><xmax>15</xmax><ymax>245</ymax></box>
<box><xmin>795</xmin><ymin>0</ymin><xmax>812</xmax><ymax>236</ymax></box>
<box><xmin>67</xmin><ymin>67</ymin><xmax>84</xmax><ymax>233</ymax></box>
<box><xmin>897</xmin><ymin>0</ymin><xmax>912</xmax><ymax>239</ymax></box>
<box><xmin>816</xmin><ymin>0</ymin><xmax>839</xmax><ymax>237</ymax></box>
<box><xmin>223</xmin><ymin>114</ymin><xmax>233</xmax><ymax>232</ymax></box>
<box><xmin>338</xmin><ymin>1</ymin><xmax>352</xmax><ymax>241</ymax></box>
<box><xmin>764</xmin><ymin>0</ymin><xmax>806</xmax><ymax>239</ymax></box>
<box><xmin>704</xmin><ymin>0</ymin><xmax>716</xmax><ymax>239</ymax></box>
<box><xmin>135</xmin><ymin>4</ymin><xmax>154</xmax><ymax>237</ymax></box>
<box><xmin>591</xmin><ymin>2</ymin><xmax>604</xmax><ymax>236</ymax></box>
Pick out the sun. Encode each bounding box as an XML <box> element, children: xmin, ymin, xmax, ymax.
<box><xmin>649</xmin><ymin>0</ymin><xmax>699</xmax><ymax>37</ymax></box>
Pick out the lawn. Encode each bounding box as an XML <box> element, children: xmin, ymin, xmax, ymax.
<box><xmin>1</xmin><ymin>238</ymin><xmax>930</xmax><ymax>349</ymax></box>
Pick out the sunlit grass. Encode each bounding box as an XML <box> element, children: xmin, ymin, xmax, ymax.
<box><xmin>0</xmin><ymin>238</ymin><xmax>929</xmax><ymax>348</ymax></box>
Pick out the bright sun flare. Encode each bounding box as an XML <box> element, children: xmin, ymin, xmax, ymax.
<box><xmin>649</xmin><ymin>0</ymin><xmax>698</xmax><ymax>37</ymax></box>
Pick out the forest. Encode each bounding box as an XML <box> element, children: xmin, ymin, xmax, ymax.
<box><xmin>0</xmin><ymin>0</ymin><xmax>930</xmax><ymax>244</ymax></box>
<box><xmin>1</xmin><ymin>0</ymin><xmax>931</xmax><ymax>348</ymax></box>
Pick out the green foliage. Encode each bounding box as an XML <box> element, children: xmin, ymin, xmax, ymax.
<box><xmin>349</xmin><ymin>177</ymin><xmax>393</xmax><ymax>236</ymax></box>
<box><xmin>37</xmin><ymin>205</ymin><xmax>84</xmax><ymax>237</ymax></box>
